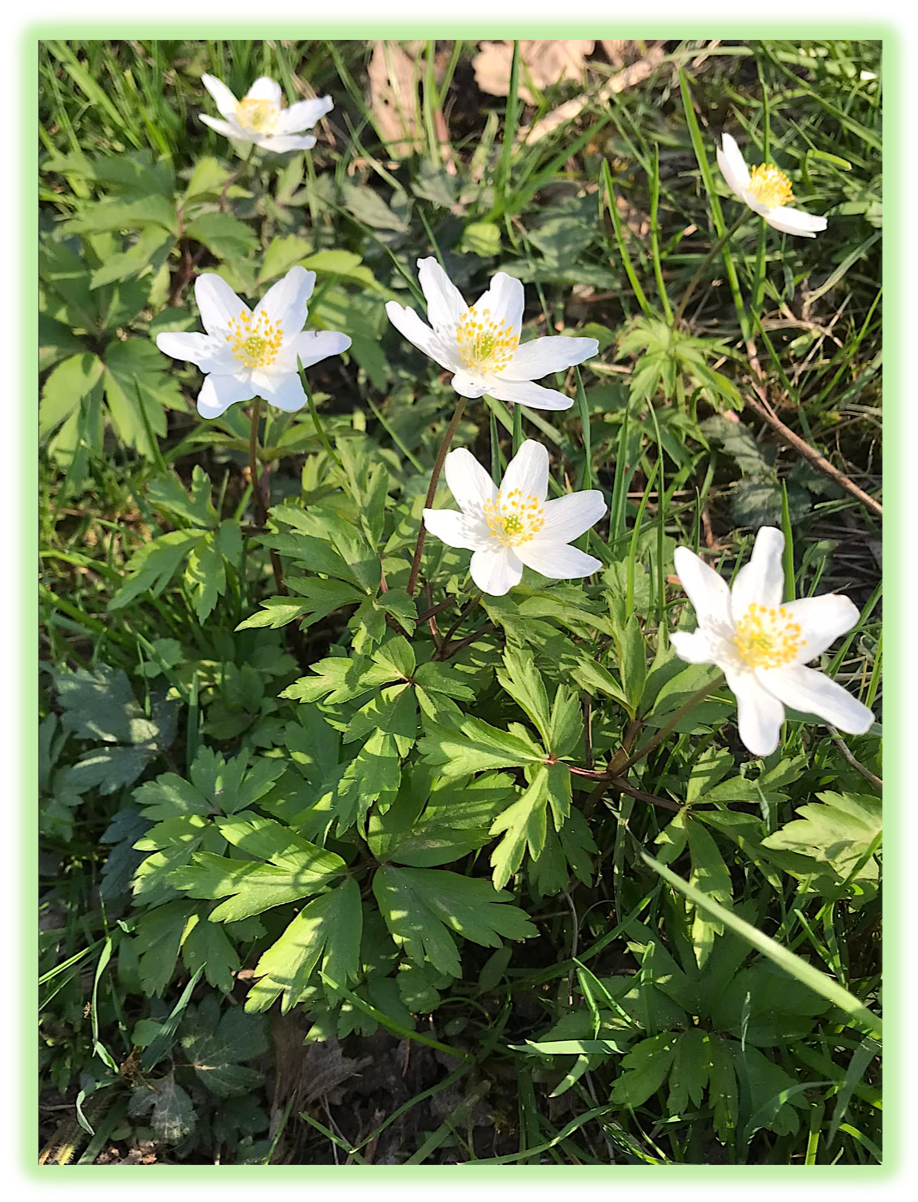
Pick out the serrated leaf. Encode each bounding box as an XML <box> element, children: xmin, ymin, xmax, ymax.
<box><xmin>373</xmin><ymin>865</ymin><xmax>536</xmax><ymax>977</ymax></box>
<box><xmin>685</xmin><ymin>819</ymin><xmax>733</xmax><ymax>967</ymax></box>
<box><xmin>246</xmin><ymin>877</ymin><xmax>362</xmax><ymax>1014</ymax></box>
<box><xmin>109</xmin><ymin>530</ymin><xmax>207</xmax><ymax>610</ymax></box>
<box><xmin>419</xmin><ymin>714</ymin><xmax>545</xmax><ymax>778</ymax></box>
<box><xmin>239</xmin><ymin>578</ymin><xmax>365</xmax><ymax>631</ymax></box>
<box><xmin>611</xmin><ymin>1032</ymin><xmax>678</xmax><ymax>1107</ymax></box>
<box><xmin>171</xmin><ymin>812</ymin><xmax>347</xmax><ymax>921</ymax></box>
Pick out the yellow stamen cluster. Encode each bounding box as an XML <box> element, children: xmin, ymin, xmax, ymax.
<box><xmin>733</xmin><ymin>602</ymin><xmax>806</xmax><ymax>670</ymax></box>
<box><xmin>747</xmin><ymin>163</ymin><xmax>794</xmax><ymax>209</ymax></box>
<box><xmin>483</xmin><ymin>488</ymin><xmax>545</xmax><ymax>547</ymax></box>
<box><xmin>236</xmin><ymin>97</ymin><xmax>279</xmax><ymax>134</ymax></box>
<box><xmin>226</xmin><ymin>308</ymin><xmax>284</xmax><ymax>369</ymax></box>
<box><xmin>456</xmin><ymin>307</ymin><xmax>519</xmax><ymax>374</ymax></box>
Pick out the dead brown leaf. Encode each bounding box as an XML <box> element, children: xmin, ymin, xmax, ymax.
<box><xmin>472</xmin><ymin>41</ymin><xmax>594</xmax><ymax>105</ymax></box>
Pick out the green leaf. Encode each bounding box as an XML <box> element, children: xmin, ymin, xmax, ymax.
<box><xmin>64</xmin><ymin>194</ymin><xmax>179</xmax><ymax>237</ymax></box>
<box><xmin>180</xmin><ymin>911</ymin><xmax>240</xmax><ymax>993</ymax></box>
<box><xmin>90</xmin><ymin>225</ymin><xmax>174</xmax><ymax>288</ymax></box>
<box><xmin>640</xmin><ymin>853</ymin><xmax>882</xmax><ymax>1037</ymax></box>
<box><xmin>373</xmin><ymin>866</ymin><xmax>537</xmax><ymax>978</ymax></box>
<box><xmin>109</xmin><ymin>530</ymin><xmax>207</xmax><ymax>610</ymax></box>
<box><xmin>40</xmin><ymin>352</ymin><xmax>104</xmax><ymax>438</ymax></box>
<box><xmin>498</xmin><ymin>646</ymin><xmax>551</xmax><ymax>745</ymax></box>
<box><xmin>246</xmin><ymin>877</ymin><xmax>362</xmax><ymax>1014</ymax></box>
<box><xmin>761</xmin><ymin>791</ymin><xmax>881</xmax><ymax>883</ymax></box>
<box><xmin>368</xmin><ymin>770</ymin><xmax>514</xmax><ymax>868</ymax></box>
<box><xmin>611</xmin><ymin>1032</ymin><xmax>678</xmax><ymax>1107</ymax></box>
<box><xmin>134</xmin><ymin>900</ymin><xmax>195</xmax><ymax>996</ymax></box>
<box><xmin>331</xmin><ymin>728</ymin><xmax>403</xmax><ymax>834</ymax></box>
<box><xmin>147</xmin><ymin>466</ymin><xmax>217</xmax><ymax>527</ymax></box>
<box><xmin>184</xmin><ymin>211</ymin><xmax>258</xmax><ymax>262</ymax></box>
<box><xmin>171</xmin><ymin>812</ymin><xmax>347</xmax><ymax>921</ymax></box>
<box><xmin>709</xmin><ymin>1035</ymin><xmax>739</xmax><ymax>1143</ymax></box>
<box><xmin>134</xmin><ymin>748</ymin><xmax>285</xmax><ymax>821</ymax></box>
<box><xmin>489</xmin><ymin>762</ymin><xmax>571</xmax><ymax>890</ymax></box>
<box><xmin>685</xmin><ymin>819</ymin><xmax>733</xmax><ymax>967</ymax></box>
<box><xmin>127</xmin><ymin>1071</ymin><xmax>196</xmax><ymax>1144</ymax></box>
<box><xmin>344</xmin><ymin>684</ymin><xmax>418</xmax><ymax>754</ymax></box>
<box><xmin>180</xmin><ymin>994</ymin><xmax>269</xmax><ymax>1096</ymax></box>
<box><xmin>667</xmin><ymin>1028</ymin><xmax>712</xmax><ymax>1114</ymax></box>
<box><xmin>419</xmin><ymin>714</ymin><xmax>545</xmax><ymax>778</ymax></box>
<box><xmin>281</xmin><ymin>655</ymin><xmax>394</xmax><ymax>705</ymax></box>
<box><xmin>239</xmin><ymin>578</ymin><xmax>365</xmax><ymax>631</ymax></box>
<box><xmin>102</xmin><ymin>338</ymin><xmax>185</xmax><ymax>458</ymax></box>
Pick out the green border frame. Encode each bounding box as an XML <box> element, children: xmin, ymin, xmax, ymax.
<box><xmin>28</xmin><ymin>23</ymin><xmax>896</xmax><ymax>1183</ymax></box>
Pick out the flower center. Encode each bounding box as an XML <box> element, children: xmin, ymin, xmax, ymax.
<box><xmin>236</xmin><ymin>97</ymin><xmax>279</xmax><ymax>134</ymax></box>
<box><xmin>733</xmin><ymin>603</ymin><xmax>806</xmax><ymax>669</ymax></box>
<box><xmin>747</xmin><ymin>163</ymin><xmax>794</xmax><ymax>209</ymax></box>
<box><xmin>456</xmin><ymin>307</ymin><xmax>519</xmax><ymax>374</ymax></box>
<box><xmin>483</xmin><ymin>489</ymin><xmax>546</xmax><ymax>547</ymax></box>
<box><xmin>226</xmin><ymin>309</ymin><xmax>284</xmax><ymax>369</ymax></box>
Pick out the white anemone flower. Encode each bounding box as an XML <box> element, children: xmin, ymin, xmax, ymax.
<box><xmin>385</xmin><ymin>258</ymin><xmax>599</xmax><ymax>410</ymax></box>
<box><xmin>423</xmin><ymin>439</ymin><xmax>605</xmax><ymax>596</ymax></box>
<box><xmin>717</xmin><ymin>133</ymin><xmax>827</xmax><ymax>239</ymax></box>
<box><xmin>671</xmin><ymin>527</ymin><xmax>874</xmax><ymax>757</ymax></box>
<box><xmin>200</xmin><ymin>73</ymin><xmax>333</xmax><ymax>153</ymax></box>
<box><xmin>155</xmin><ymin>266</ymin><xmax>351</xmax><ymax>419</ymax></box>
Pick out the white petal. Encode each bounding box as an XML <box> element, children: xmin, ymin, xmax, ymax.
<box><xmin>502</xmin><ymin>335</ymin><xmax>599</xmax><ymax>382</ymax></box>
<box><xmin>483</xmin><ymin>378</ymin><xmax>573</xmax><ymax>411</ymax></box>
<box><xmin>423</xmin><ymin>508</ymin><xmax>492</xmax><ymax>551</ymax></box>
<box><xmin>279</xmin><ymin>330</ymin><xmax>352</xmax><ymax>372</ymax></box>
<box><xmin>199</xmin><ymin>114</ymin><xmax>245</xmax><ymax>140</ymax></box>
<box><xmin>416</xmin><ymin>257</ymin><xmax>468</xmax><ymax>332</ymax></box>
<box><xmin>500</xmin><ymin>440</ymin><xmax>549</xmax><ymax>502</ymax></box>
<box><xmin>730</xmin><ymin>527</ymin><xmax>785</xmax><ymax>621</ymax></box>
<box><xmin>245</xmin><ymin>76</ymin><xmax>283</xmax><ymax>106</ymax></box>
<box><xmin>385</xmin><ymin>302</ymin><xmax>462</xmax><ymax>371</ymax></box>
<box><xmin>717</xmin><ymin>132</ymin><xmax>751</xmax><ymax>196</ymax></box>
<box><xmin>724</xmin><ymin>666</ymin><xmax>784</xmax><ymax>757</ymax></box>
<box><xmin>260</xmin><ymin>133</ymin><xmax>317</xmax><ymax>153</ymax></box>
<box><xmin>254</xmin><ymin>266</ymin><xmax>316</xmax><ymax>331</ymax></box>
<box><xmin>196</xmin><ymin>373</ymin><xmax>255</xmax><ymax>419</ymax></box>
<box><xmin>670</xmin><ymin>629</ymin><xmax>718</xmax><ymax>665</ymax></box>
<box><xmin>201</xmin><ymin>73</ymin><xmax>239</xmax><ymax>119</ymax></box>
<box><xmin>471</xmin><ymin>272</ymin><xmax>525</xmax><ymax>334</ymax></box>
<box><xmin>781</xmin><ymin>594</ymin><xmax>860</xmax><ymax>664</ymax></box>
<box><xmin>275</xmin><ymin>96</ymin><xmax>334</xmax><ymax>134</ymax></box>
<box><xmin>155</xmin><ymin>331</ymin><xmax>227</xmax><ymax>371</ymax></box>
<box><xmin>757</xmin><ymin>665</ymin><xmax>874</xmax><ymax>735</ymax></box>
<box><xmin>443</xmin><ymin>448</ymin><xmax>497</xmax><ymax>516</ymax></box>
<box><xmin>673</xmin><ymin>546</ymin><xmax>733</xmax><ymax>628</ymax></box>
<box><xmin>764</xmin><ymin>206</ymin><xmax>827</xmax><ymax>238</ymax></box>
<box><xmin>514</xmin><ymin>542</ymin><xmax>601</xmax><ymax>579</ymax></box>
<box><xmin>537</xmin><ymin>491</ymin><xmax>605</xmax><ymax>543</ymax></box>
<box><xmin>450</xmin><ymin>370</ymin><xmax>488</xmax><ymax>398</ymax></box>
<box><xmin>470</xmin><ymin>548</ymin><xmax>523</xmax><ymax>596</ymax></box>
<box><xmin>254</xmin><ymin>372</ymin><xmax>308</xmax><ymax>413</ymax></box>
<box><xmin>195</xmin><ymin>273</ymin><xmax>248</xmax><ymax>337</ymax></box>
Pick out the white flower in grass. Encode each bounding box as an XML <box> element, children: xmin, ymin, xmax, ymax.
<box><xmin>155</xmin><ymin>267</ymin><xmax>350</xmax><ymax>419</ymax></box>
<box><xmin>386</xmin><ymin>258</ymin><xmax>599</xmax><ymax>410</ymax></box>
<box><xmin>423</xmin><ymin>439</ymin><xmax>605</xmax><ymax>596</ymax></box>
<box><xmin>671</xmin><ymin>526</ymin><xmax>873</xmax><ymax>757</ymax></box>
<box><xmin>717</xmin><ymin>133</ymin><xmax>827</xmax><ymax>238</ymax></box>
<box><xmin>200</xmin><ymin>73</ymin><xmax>333</xmax><ymax>153</ymax></box>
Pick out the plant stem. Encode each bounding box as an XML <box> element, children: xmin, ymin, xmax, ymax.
<box><xmin>406</xmin><ymin>396</ymin><xmax>466</xmax><ymax>596</ymax></box>
<box><xmin>248</xmin><ymin>397</ymin><xmax>268</xmax><ymax>526</ymax></box>
<box><xmin>248</xmin><ymin>397</ymin><xmax>309</xmax><ymax>670</ymax></box>
<box><xmin>613</xmin><ymin>672</ymin><xmax>726</xmax><ymax>776</ymax></box>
